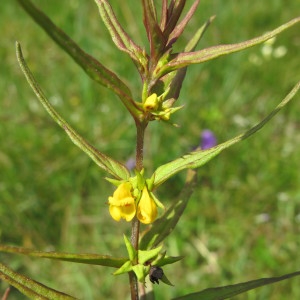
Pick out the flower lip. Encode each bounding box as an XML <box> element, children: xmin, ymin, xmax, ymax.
<box><xmin>108</xmin><ymin>182</ymin><xmax>136</xmax><ymax>222</ymax></box>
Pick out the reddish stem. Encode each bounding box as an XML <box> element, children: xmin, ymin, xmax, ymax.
<box><xmin>129</xmin><ymin>121</ymin><xmax>148</xmax><ymax>300</ymax></box>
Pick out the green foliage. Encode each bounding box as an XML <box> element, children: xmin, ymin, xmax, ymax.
<box><xmin>16</xmin><ymin>42</ymin><xmax>130</xmax><ymax>181</ymax></box>
<box><xmin>0</xmin><ymin>245</ymin><xmax>127</xmax><ymax>268</ymax></box>
<box><xmin>0</xmin><ymin>0</ymin><xmax>300</xmax><ymax>299</ymax></box>
<box><xmin>0</xmin><ymin>263</ymin><xmax>76</xmax><ymax>299</ymax></box>
<box><xmin>151</xmin><ymin>80</ymin><xmax>300</xmax><ymax>188</ymax></box>
<box><xmin>172</xmin><ymin>271</ymin><xmax>300</xmax><ymax>300</ymax></box>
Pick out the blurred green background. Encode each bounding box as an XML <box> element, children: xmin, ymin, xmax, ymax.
<box><xmin>1</xmin><ymin>0</ymin><xmax>300</xmax><ymax>299</ymax></box>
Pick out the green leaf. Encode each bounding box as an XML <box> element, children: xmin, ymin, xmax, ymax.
<box><xmin>0</xmin><ymin>262</ymin><xmax>76</xmax><ymax>300</ymax></box>
<box><xmin>184</xmin><ymin>15</ymin><xmax>216</xmax><ymax>53</ymax></box>
<box><xmin>159</xmin><ymin>0</ymin><xmax>168</xmax><ymax>30</ymax></box>
<box><xmin>161</xmin><ymin>0</ymin><xmax>186</xmax><ymax>38</ymax></box>
<box><xmin>158</xmin><ymin>17</ymin><xmax>300</xmax><ymax>77</ymax></box>
<box><xmin>142</xmin><ymin>0</ymin><xmax>166</xmax><ymax>60</ymax></box>
<box><xmin>165</xmin><ymin>0</ymin><xmax>201</xmax><ymax>49</ymax></box>
<box><xmin>140</xmin><ymin>170</ymin><xmax>197</xmax><ymax>250</ymax></box>
<box><xmin>160</xmin><ymin>273</ymin><xmax>174</xmax><ymax>286</ymax></box>
<box><xmin>132</xmin><ymin>264</ymin><xmax>149</xmax><ymax>282</ymax></box>
<box><xmin>153</xmin><ymin>15</ymin><xmax>215</xmax><ymax>100</ymax></box>
<box><xmin>16</xmin><ymin>42</ymin><xmax>130</xmax><ymax>181</ymax></box>
<box><xmin>124</xmin><ymin>235</ymin><xmax>137</xmax><ymax>261</ymax></box>
<box><xmin>113</xmin><ymin>261</ymin><xmax>132</xmax><ymax>275</ymax></box>
<box><xmin>172</xmin><ymin>271</ymin><xmax>300</xmax><ymax>300</ymax></box>
<box><xmin>16</xmin><ymin>0</ymin><xmax>142</xmax><ymax>119</ymax></box>
<box><xmin>156</xmin><ymin>255</ymin><xmax>184</xmax><ymax>267</ymax></box>
<box><xmin>138</xmin><ymin>246</ymin><xmax>162</xmax><ymax>264</ymax></box>
<box><xmin>95</xmin><ymin>0</ymin><xmax>148</xmax><ymax>76</ymax></box>
<box><xmin>0</xmin><ymin>245</ymin><xmax>127</xmax><ymax>268</ymax></box>
<box><xmin>152</xmin><ymin>81</ymin><xmax>300</xmax><ymax>188</ymax></box>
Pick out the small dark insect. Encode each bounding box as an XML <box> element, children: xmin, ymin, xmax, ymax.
<box><xmin>149</xmin><ymin>266</ymin><xmax>164</xmax><ymax>284</ymax></box>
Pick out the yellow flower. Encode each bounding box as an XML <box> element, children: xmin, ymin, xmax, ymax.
<box><xmin>143</xmin><ymin>93</ymin><xmax>159</xmax><ymax>111</ymax></box>
<box><xmin>137</xmin><ymin>187</ymin><xmax>157</xmax><ymax>224</ymax></box>
<box><xmin>108</xmin><ymin>182</ymin><xmax>136</xmax><ymax>222</ymax></box>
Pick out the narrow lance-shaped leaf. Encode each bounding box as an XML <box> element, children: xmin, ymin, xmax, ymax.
<box><xmin>152</xmin><ymin>81</ymin><xmax>300</xmax><ymax>188</ymax></box>
<box><xmin>172</xmin><ymin>271</ymin><xmax>300</xmax><ymax>300</ymax></box>
<box><xmin>184</xmin><ymin>16</ymin><xmax>216</xmax><ymax>53</ymax></box>
<box><xmin>166</xmin><ymin>0</ymin><xmax>201</xmax><ymax>49</ymax></box>
<box><xmin>16</xmin><ymin>0</ymin><xmax>142</xmax><ymax>119</ymax></box>
<box><xmin>159</xmin><ymin>0</ymin><xmax>168</xmax><ymax>30</ymax></box>
<box><xmin>162</xmin><ymin>0</ymin><xmax>186</xmax><ymax>37</ymax></box>
<box><xmin>142</xmin><ymin>0</ymin><xmax>166</xmax><ymax>61</ymax></box>
<box><xmin>95</xmin><ymin>0</ymin><xmax>148</xmax><ymax>77</ymax></box>
<box><xmin>157</xmin><ymin>17</ymin><xmax>300</xmax><ymax>77</ymax></box>
<box><xmin>155</xmin><ymin>15</ymin><xmax>215</xmax><ymax>100</ymax></box>
<box><xmin>123</xmin><ymin>235</ymin><xmax>137</xmax><ymax>262</ymax></box>
<box><xmin>16</xmin><ymin>42</ymin><xmax>130</xmax><ymax>181</ymax></box>
<box><xmin>0</xmin><ymin>245</ymin><xmax>127</xmax><ymax>268</ymax></box>
<box><xmin>0</xmin><ymin>263</ymin><xmax>76</xmax><ymax>300</ymax></box>
<box><xmin>156</xmin><ymin>255</ymin><xmax>184</xmax><ymax>267</ymax></box>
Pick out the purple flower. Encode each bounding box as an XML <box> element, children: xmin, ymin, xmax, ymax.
<box><xmin>200</xmin><ymin>130</ymin><xmax>217</xmax><ymax>150</ymax></box>
<box><xmin>125</xmin><ymin>157</ymin><xmax>135</xmax><ymax>171</ymax></box>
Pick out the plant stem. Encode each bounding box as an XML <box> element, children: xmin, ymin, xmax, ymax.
<box><xmin>135</xmin><ymin>121</ymin><xmax>147</xmax><ymax>172</ymax></box>
<box><xmin>132</xmin><ymin>121</ymin><xmax>147</xmax><ymax>249</ymax></box>
<box><xmin>129</xmin><ymin>271</ymin><xmax>139</xmax><ymax>300</ymax></box>
<box><xmin>129</xmin><ymin>121</ymin><xmax>148</xmax><ymax>300</ymax></box>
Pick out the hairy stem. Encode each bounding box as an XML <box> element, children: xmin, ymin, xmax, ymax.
<box><xmin>129</xmin><ymin>121</ymin><xmax>148</xmax><ymax>300</ymax></box>
<box><xmin>129</xmin><ymin>271</ymin><xmax>139</xmax><ymax>300</ymax></box>
<box><xmin>135</xmin><ymin>121</ymin><xmax>147</xmax><ymax>172</ymax></box>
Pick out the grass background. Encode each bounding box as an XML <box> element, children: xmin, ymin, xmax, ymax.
<box><xmin>0</xmin><ymin>0</ymin><xmax>300</xmax><ymax>299</ymax></box>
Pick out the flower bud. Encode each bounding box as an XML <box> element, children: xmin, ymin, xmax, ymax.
<box><xmin>137</xmin><ymin>187</ymin><xmax>157</xmax><ymax>224</ymax></box>
<box><xmin>143</xmin><ymin>93</ymin><xmax>159</xmax><ymax>111</ymax></box>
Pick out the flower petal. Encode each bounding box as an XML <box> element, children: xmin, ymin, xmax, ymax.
<box><xmin>122</xmin><ymin>203</ymin><xmax>136</xmax><ymax>221</ymax></box>
<box><xmin>109</xmin><ymin>205</ymin><xmax>122</xmax><ymax>221</ymax></box>
<box><xmin>137</xmin><ymin>187</ymin><xmax>158</xmax><ymax>224</ymax></box>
